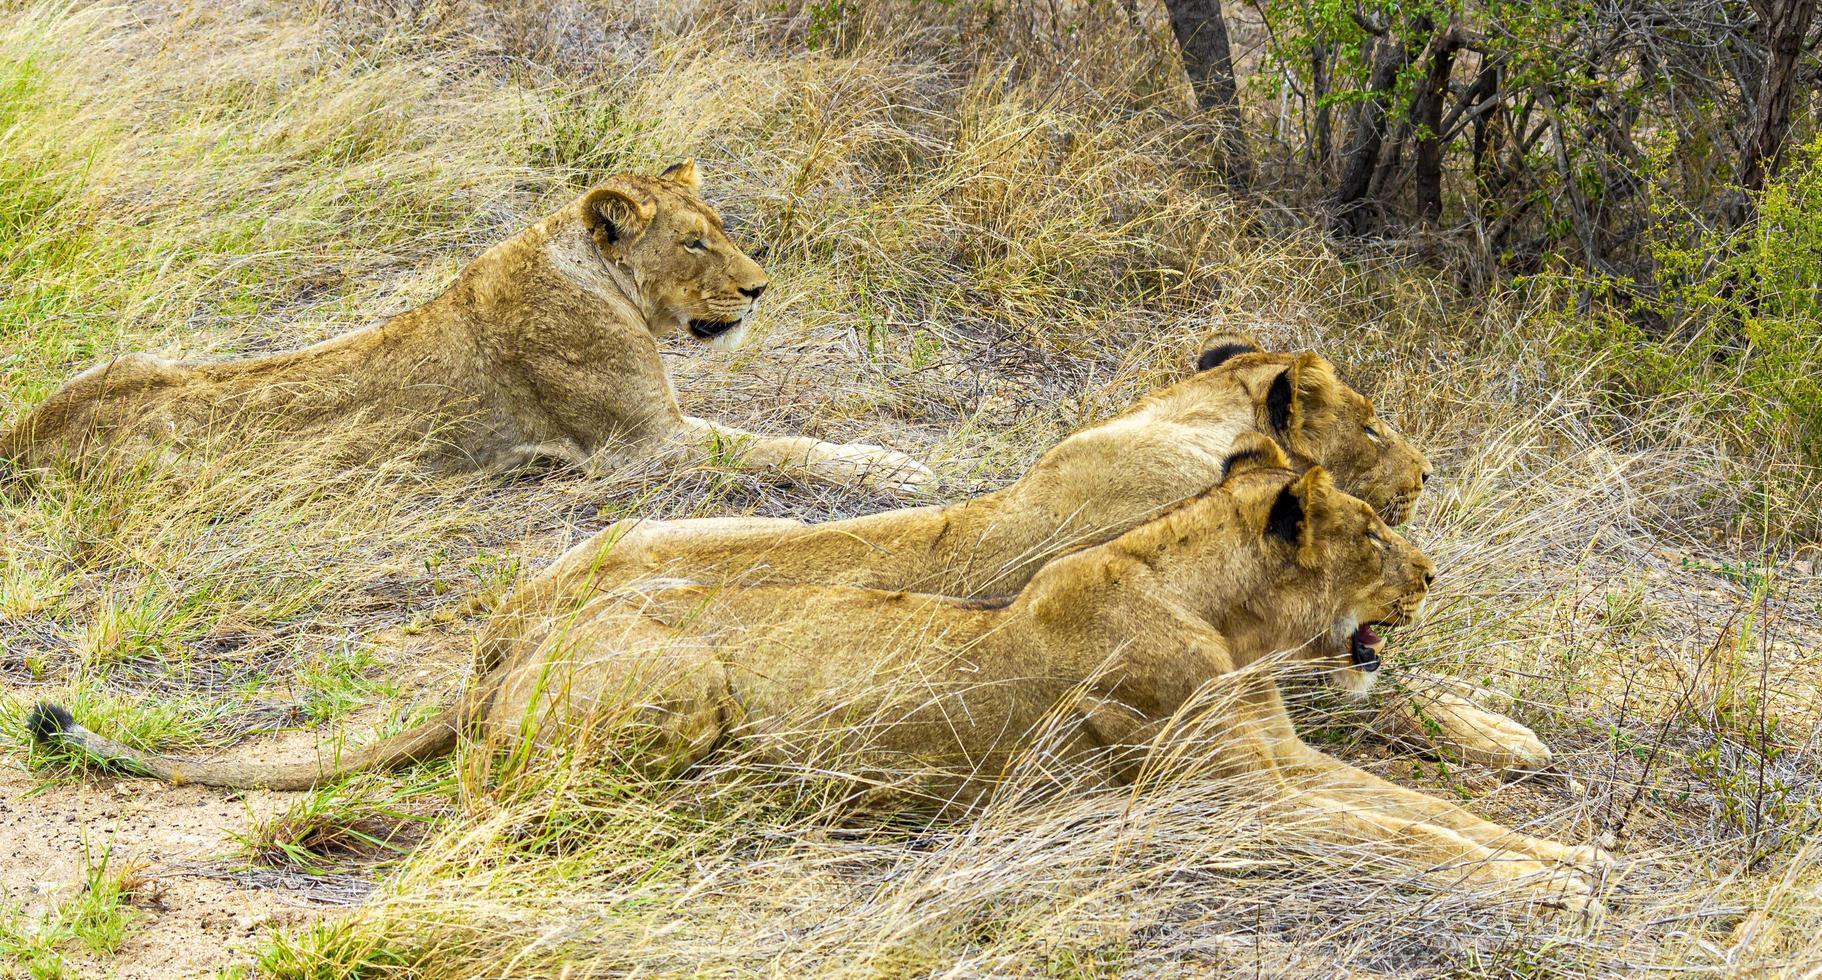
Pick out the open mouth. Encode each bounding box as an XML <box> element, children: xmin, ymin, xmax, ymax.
<box><xmin>1350</xmin><ymin>623</ymin><xmax>1385</xmax><ymax>672</ymax></box>
<box><xmin>688</xmin><ymin>318</ymin><xmax>742</xmax><ymax>339</ymax></box>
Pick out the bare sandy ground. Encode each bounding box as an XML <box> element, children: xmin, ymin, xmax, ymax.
<box><xmin>2</xmin><ymin>731</ymin><xmax>330</xmax><ymax>978</ymax></box>
<box><xmin>1</xmin><ymin>629</ymin><xmax>469</xmax><ymax>977</ymax></box>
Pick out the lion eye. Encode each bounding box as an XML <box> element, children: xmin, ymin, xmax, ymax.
<box><xmin>1362</xmin><ymin>423</ymin><xmax>1382</xmax><ymax>441</ymax></box>
<box><xmin>684</xmin><ymin>238</ymin><xmax>709</xmax><ymax>253</ymax></box>
<box><xmin>1365</xmin><ymin>529</ymin><xmax>1386</xmax><ymax>547</ymax></box>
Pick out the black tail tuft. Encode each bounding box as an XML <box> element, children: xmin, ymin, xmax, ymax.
<box><xmin>26</xmin><ymin>703</ymin><xmax>76</xmax><ymax>743</ymax></box>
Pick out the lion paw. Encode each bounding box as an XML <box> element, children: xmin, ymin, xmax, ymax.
<box><xmin>1471</xmin><ymin>856</ymin><xmax>1604</xmax><ymax>921</ymax></box>
<box><xmin>1559</xmin><ymin>842</ymin><xmax>1618</xmax><ymax>873</ymax></box>
<box><xmin>1381</xmin><ymin>682</ymin><xmax>1555</xmax><ymax>774</ymax></box>
<box><xmin>812</xmin><ymin>444</ymin><xmax>936</xmax><ymax>494</ymax></box>
<box><xmin>1502</xmin><ymin>833</ymin><xmax>1616</xmax><ymax>876</ymax></box>
<box><xmin>1523</xmin><ymin>865</ymin><xmax>1607</xmax><ymax>923</ymax></box>
<box><xmin>1539</xmin><ymin>884</ymin><xmax>1606</xmax><ymax>924</ymax></box>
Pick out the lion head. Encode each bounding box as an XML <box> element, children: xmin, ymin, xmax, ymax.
<box><xmin>574</xmin><ymin>160</ymin><xmax>770</xmax><ymax>350</ymax></box>
<box><xmin>1199</xmin><ymin>437</ymin><xmax>1435</xmax><ymax>697</ymax></box>
<box><xmin>1195</xmin><ymin>341</ymin><xmax>1431</xmax><ymax>525</ymax></box>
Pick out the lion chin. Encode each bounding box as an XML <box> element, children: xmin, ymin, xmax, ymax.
<box><xmin>689</xmin><ymin>318</ymin><xmax>749</xmax><ymax>351</ymax></box>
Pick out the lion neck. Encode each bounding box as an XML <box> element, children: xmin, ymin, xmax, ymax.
<box><xmin>932</xmin><ymin>370</ymin><xmax>1267</xmax><ymax>594</ymax></box>
<box><xmin>1012</xmin><ymin>495</ymin><xmax>1243</xmax><ymax>621</ymax></box>
<box><xmin>1145</xmin><ymin>364</ymin><xmax>1256</xmax><ymax>422</ymax></box>
<box><xmin>1012</xmin><ymin>494</ymin><xmax>1343</xmax><ymax>674</ymax></box>
<box><xmin>478</xmin><ymin>210</ymin><xmax>656</xmax><ymax>332</ymax></box>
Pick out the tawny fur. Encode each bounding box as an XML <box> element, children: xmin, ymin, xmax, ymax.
<box><xmin>0</xmin><ymin>161</ymin><xmax>932</xmax><ymax>491</ymax></box>
<box><xmin>27</xmin><ymin>437</ymin><xmax>1608</xmax><ymax>911</ymax></box>
<box><xmin>483</xmin><ymin>344</ymin><xmax>1554</xmax><ymax>772</ymax></box>
<box><xmin>502</xmin><ymin>344</ymin><xmax>1429</xmax><ymax>603</ymax></box>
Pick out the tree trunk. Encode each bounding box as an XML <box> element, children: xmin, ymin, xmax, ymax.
<box><xmin>1161</xmin><ymin>0</ymin><xmax>1254</xmax><ymax>187</ymax></box>
<box><xmin>1312</xmin><ymin>40</ymin><xmax>1333</xmax><ymax>174</ymax></box>
<box><xmin>1729</xmin><ymin>0</ymin><xmax>1819</xmax><ymax>225</ymax></box>
<box><xmin>1413</xmin><ymin>25</ymin><xmax>1463</xmax><ymax>226</ymax></box>
<box><xmin>1332</xmin><ymin>31</ymin><xmax>1409</xmax><ymax>233</ymax></box>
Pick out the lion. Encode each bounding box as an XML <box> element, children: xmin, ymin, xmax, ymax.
<box><xmin>506</xmin><ymin>341</ymin><xmax>1428</xmax><ymax>599</ymax></box>
<box><xmin>485</xmin><ymin>340</ymin><xmax>1554</xmax><ymax>773</ymax></box>
<box><xmin>0</xmin><ymin>161</ymin><xmax>931</xmax><ymax>491</ymax></box>
<box><xmin>26</xmin><ymin>437</ymin><xmax>1608</xmax><ymax>911</ymax></box>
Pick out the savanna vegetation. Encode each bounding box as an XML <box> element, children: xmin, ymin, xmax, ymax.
<box><xmin>1</xmin><ymin>0</ymin><xmax>1817</xmax><ymax>976</ymax></box>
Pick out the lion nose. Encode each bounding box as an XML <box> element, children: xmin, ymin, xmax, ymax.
<box><xmin>1422</xmin><ymin>570</ymin><xmax>1436</xmax><ymax>587</ymax></box>
<box><xmin>739</xmin><ymin>282</ymin><xmax>768</xmax><ymax>299</ymax></box>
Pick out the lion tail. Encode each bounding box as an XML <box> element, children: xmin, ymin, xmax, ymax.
<box><xmin>26</xmin><ymin>701</ymin><xmax>463</xmax><ymax>791</ymax></box>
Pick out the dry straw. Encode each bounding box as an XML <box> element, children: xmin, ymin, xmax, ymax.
<box><xmin>1</xmin><ymin>0</ymin><xmax>1817</xmax><ymax>976</ymax></box>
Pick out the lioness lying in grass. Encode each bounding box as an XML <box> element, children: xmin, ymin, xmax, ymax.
<box><xmin>29</xmin><ymin>436</ymin><xmax>1609</xmax><ymax>912</ymax></box>
<box><xmin>0</xmin><ymin>161</ymin><xmax>931</xmax><ymax>491</ymax></box>
<box><xmin>484</xmin><ymin>340</ymin><xmax>1556</xmax><ymax>774</ymax></box>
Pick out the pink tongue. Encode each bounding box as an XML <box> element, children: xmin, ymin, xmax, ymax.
<box><xmin>1354</xmin><ymin>624</ymin><xmax>1381</xmax><ymax>646</ymax></box>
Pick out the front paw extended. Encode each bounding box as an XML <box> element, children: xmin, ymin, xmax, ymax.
<box><xmin>810</xmin><ymin>444</ymin><xmax>936</xmax><ymax>493</ymax></box>
<box><xmin>1378</xmin><ymin>676</ymin><xmax>1554</xmax><ymax>774</ymax></box>
<box><xmin>1458</xmin><ymin>850</ymin><xmax>1607</xmax><ymax>923</ymax></box>
<box><xmin>1520</xmin><ymin>864</ymin><xmax>1607</xmax><ymax>923</ymax></box>
<box><xmin>1502</xmin><ymin>830</ymin><xmax>1618</xmax><ymax>876</ymax></box>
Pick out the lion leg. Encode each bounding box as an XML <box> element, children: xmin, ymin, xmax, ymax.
<box><xmin>1270</xmin><ymin>738</ymin><xmax>1612</xmax><ymax>876</ymax></box>
<box><xmin>484</xmin><ymin>618</ymin><xmax>731</xmax><ymax>779</ymax></box>
<box><xmin>1203</xmin><ymin>693</ymin><xmax>1605</xmax><ymax>911</ymax></box>
<box><xmin>1286</xmin><ymin>786</ymin><xmax>1602</xmax><ymax>914</ymax></box>
<box><xmin>1081</xmin><ymin>622</ymin><xmax>1603</xmax><ymax>915</ymax></box>
<box><xmin>676</xmin><ymin>415</ymin><xmax>934</xmax><ymax>493</ymax></box>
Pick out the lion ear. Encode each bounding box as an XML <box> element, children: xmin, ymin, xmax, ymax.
<box><xmin>658</xmin><ymin>159</ymin><xmax>701</xmax><ymax>192</ymax></box>
<box><xmin>582</xmin><ymin>184</ymin><xmax>655</xmax><ymax>248</ymax></box>
<box><xmin>1266</xmin><ymin>352</ymin><xmax>1340</xmax><ymax>437</ymax></box>
<box><xmin>1267</xmin><ymin>466</ymin><xmax>1332</xmax><ymax>565</ymax></box>
<box><xmin>1196</xmin><ymin>334</ymin><xmax>1261</xmax><ymax>372</ymax></box>
<box><xmin>1221</xmin><ymin>433</ymin><xmax>1289</xmax><ymax>480</ymax></box>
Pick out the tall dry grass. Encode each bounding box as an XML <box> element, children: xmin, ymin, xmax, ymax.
<box><xmin>2</xmin><ymin>0</ymin><xmax>1818</xmax><ymax>976</ymax></box>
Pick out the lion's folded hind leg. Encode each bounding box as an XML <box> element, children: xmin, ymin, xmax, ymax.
<box><xmin>483</xmin><ymin>615</ymin><xmax>733</xmax><ymax>781</ymax></box>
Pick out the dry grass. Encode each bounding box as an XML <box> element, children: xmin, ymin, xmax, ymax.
<box><xmin>2</xmin><ymin>0</ymin><xmax>1819</xmax><ymax>976</ymax></box>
